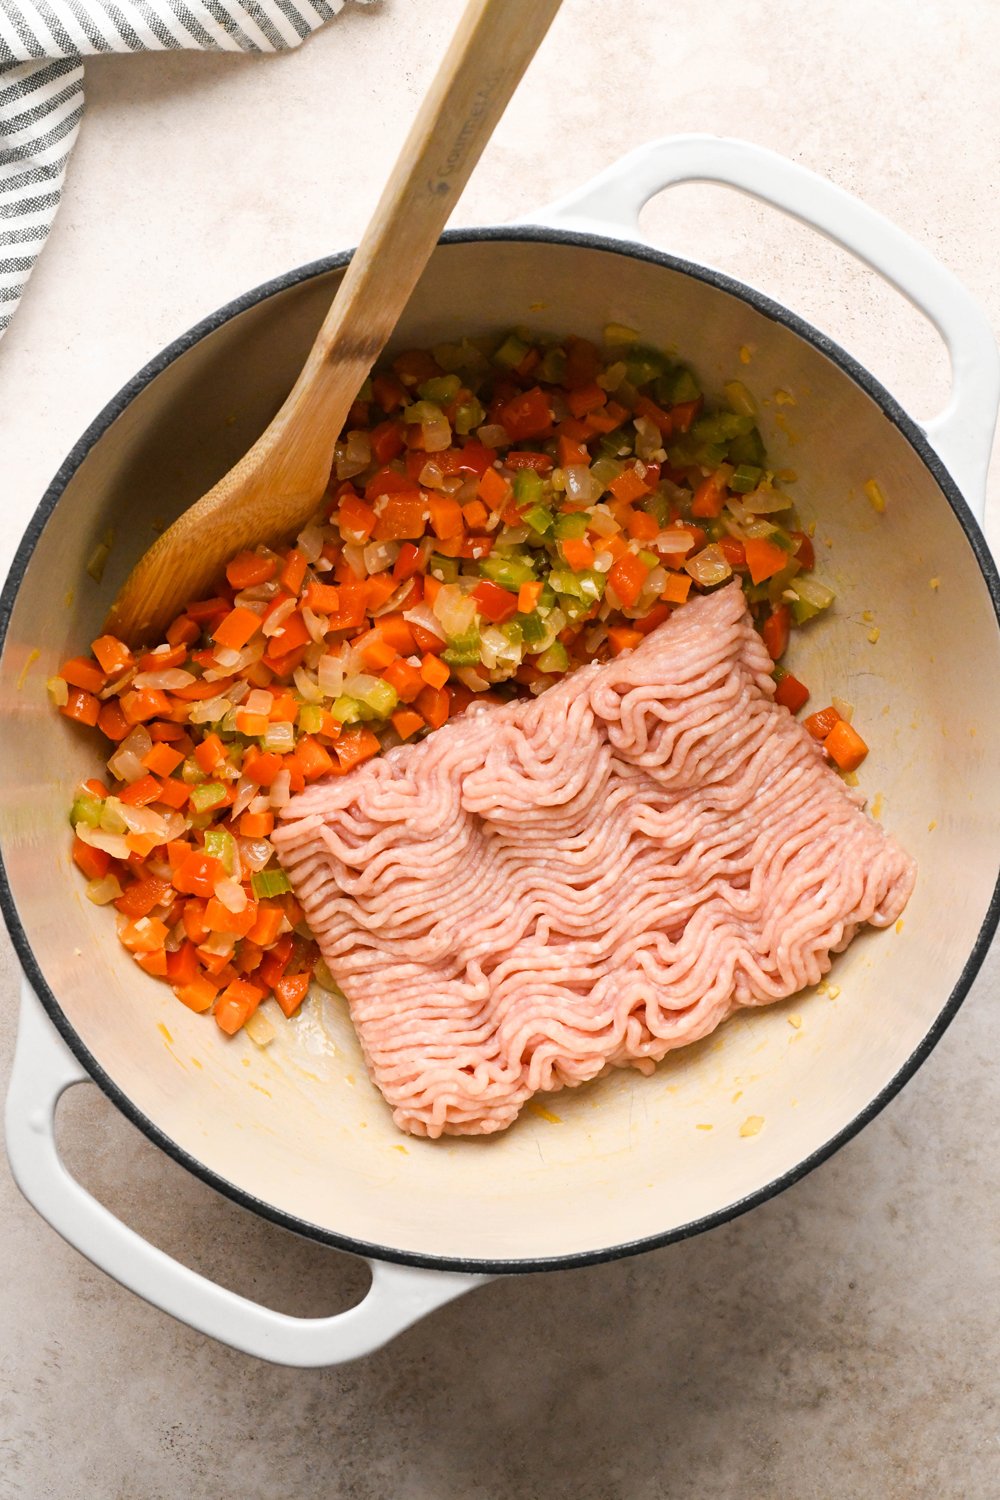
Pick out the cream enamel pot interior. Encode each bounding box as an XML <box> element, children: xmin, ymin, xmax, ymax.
<box><xmin>3</xmin><ymin>137</ymin><xmax>999</xmax><ymax>1368</ymax></box>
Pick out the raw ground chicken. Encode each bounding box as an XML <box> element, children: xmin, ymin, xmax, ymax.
<box><xmin>273</xmin><ymin>586</ymin><xmax>916</xmax><ymax>1138</ymax></box>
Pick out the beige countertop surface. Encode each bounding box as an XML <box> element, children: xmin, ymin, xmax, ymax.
<box><xmin>1</xmin><ymin>2</ymin><xmax>998</xmax><ymax>1496</ymax></box>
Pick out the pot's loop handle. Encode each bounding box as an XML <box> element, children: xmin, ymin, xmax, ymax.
<box><xmin>5</xmin><ymin>983</ymin><xmax>486</xmax><ymax>1367</ymax></box>
<box><xmin>528</xmin><ymin>134</ymin><xmax>1000</xmax><ymax>520</ymax></box>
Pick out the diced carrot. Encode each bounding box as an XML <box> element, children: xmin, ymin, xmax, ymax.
<box><xmin>166</xmin><ymin>615</ymin><xmax>201</xmax><ymax>648</ymax></box>
<box><xmin>97</xmin><ymin>700</ymin><xmax>130</xmax><ymax>742</ymax></box>
<box><xmin>246</xmin><ymin>903</ymin><xmax>284</xmax><ymax>948</ymax></box>
<box><xmin>235</xmin><ymin>709</ymin><xmax>270</xmax><ymax>737</ymax></box>
<box><xmin>824</xmin><ymin>719</ymin><xmax>869</xmax><ymax>772</ymax></box>
<box><xmin>383</xmin><ymin>657</ymin><xmax>425</xmax><ymax>702</ymax></box>
<box><xmin>61</xmin><ymin>687</ymin><xmax>101</xmax><ymax>727</ymax></box>
<box><xmin>243</xmin><ymin>749</ymin><xmax>283</xmax><ymax>786</ymax></box>
<box><xmin>374</xmin><ymin>494</ymin><xmax>428</xmax><ymax>543</ymax></box>
<box><xmin>60</xmin><ymin>656</ymin><xmax>108</xmax><ymax>695</ymax></box>
<box><xmin>428</xmin><ymin>495</ymin><xmax>465</xmax><ymax>540</ymax></box>
<box><xmin>634</xmin><ymin>394</ymin><xmax>673</xmax><ymax>434</ymax></box>
<box><xmin>557</xmin><ymin>434</ymin><xmax>590</xmax><ymax>468</ymax></box>
<box><xmin>91</xmin><ymin>636</ymin><xmax>134</xmax><ymax>676</ymax></box>
<box><xmin>296</xmin><ymin>735</ymin><xmax>336</xmax><ymax>781</ymax></box>
<box><xmin>669</xmin><ymin>398</ymin><xmax>702</xmax><ymax>433</ymax></box>
<box><xmin>477</xmin><ymin>465</ymin><xmax>511</xmax><ymax>508</ymax></box>
<box><xmin>608</xmin><ymin>552</ymin><xmax>651</xmax><ymax>609</ymax></box>
<box><xmin>114</xmin><ymin>876</ymin><xmax>172</xmax><ymax>919</ymax></box>
<box><xmin>416</xmin><ymin>684</ymin><xmax>450</xmax><ymax>729</ymax></box>
<box><xmin>118</xmin><ymin>773</ymin><xmax>162</xmax><ymax>808</ymax></box>
<box><xmin>744</xmin><ymin>536</ymin><xmax>790</xmax><ymax>585</ymax></box>
<box><xmin>186</xmin><ymin>596</ymin><xmax>232</xmax><ymax>623</ymax></box>
<box><xmin>560</xmin><ymin>537</ymin><xmax>596</xmax><ymax>571</ymax></box>
<box><xmin>172</xmin><ymin>851</ymin><xmax>225</xmax><ymax>898</ymax></box>
<box><xmin>194</xmin><ymin>732</ymin><xmax>226</xmax><ymax>773</ymax></box>
<box><xmin>661</xmin><ymin>571</ymin><xmax>692</xmax><ymax>605</ymax></box>
<box><xmin>517</xmin><ymin>580</ymin><xmax>544</xmax><ymax>614</ymax></box>
<box><xmin>239</xmin><ymin>810</ymin><xmax>274</xmax><ymax>838</ymax></box>
<box><xmin>372</xmin><ymin>615</ymin><xmax>415</xmax><ymax>655</ymax></box>
<box><xmin>303</xmin><ymin>581</ymin><xmax>341</xmax><ymax>614</ymax></box>
<box><xmin>257</xmin><ymin>934</ymin><xmax>294</xmax><ymax>988</ymax></box>
<box><xmin>72</xmin><ymin>836</ymin><xmax>109</xmax><ymax>881</ymax></box>
<box><xmin>214</xmin><ymin>978</ymin><xmax>265</xmax><ymax>1035</ymax></box>
<box><xmin>621</xmin><ymin>509</ymin><xmax>659</xmax><ymax>542</ymax></box>
<box><xmin>608</xmin><ymin>466</ymin><xmax>653</xmax><ymax>506</ymax></box>
<box><xmin>364</xmin><ymin>573</ymin><xmax>398</xmax><ymax>613</ymax></box>
<box><xmin>142</xmin><ymin>743</ymin><xmax>183</xmax><ymax>777</ymax></box>
<box><xmin>273</xmin><ymin>970</ymin><xmax>311</xmax><ymax>1019</ymax></box>
<box><xmin>280</xmin><ymin>549</ymin><xmax>308</xmax><ymax>594</ymax></box>
<box><xmin>803</xmin><ymin>705</ymin><xmax>842</xmax><ymax>741</ymax></box>
<box><xmin>118</xmin><ymin>916</ymin><xmax>169</xmax><ymax>953</ymax></box>
<box><xmin>359</xmin><ymin>633</ymin><xmax>397</xmax><ymax>672</ymax></box>
<box><xmin>420</xmin><ymin>654</ymin><xmax>450</xmax><ymax>690</ymax></box>
<box><xmin>135</xmin><ymin>949</ymin><xmax>169</xmax><ymax>978</ymax></box>
<box><xmin>391</xmin><ymin>708</ymin><xmax>425</xmax><ymax>740</ymax></box>
<box><xmin>373</xmin><ymin>371</ymin><xmax>407</xmax><ymax>412</ymax></box>
<box><xmin>566</xmin><ymin>381</ymin><xmax>607</xmax><ymax>419</ymax></box>
<box><xmin>150</xmin><ymin>721</ymin><xmax>188</xmax><ymax>744</ymax></box>
<box><xmin>774</xmin><ymin>673</ymin><xmax>809</xmax><ymax>713</ymax></box>
<box><xmin>762</xmin><ymin>604</ymin><xmax>791</xmax><ymax>662</ymax></box>
<box><xmin>212</xmin><ymin>606</ymin><xmax>262</xmax><ymax>650</ymax></box>
<box><xmin>166</xmin><ymin>840</ymin><xmax>192</xmax><ymax>872</ymax></box>
<box><xmin>175</xmin><ymin>974</ymin><xmax>218</xmax><ymax>1013</ymax></box>
<box><xmin>608</xmin><ymin>625</ymin><xmax>644</xmax><ymax>655</ymax></box>
<box><xmin>370</xmin><ymin>417</ymin><xmax>405</xmax><ymax>464</ymax></box>
<box><xmin>120</xmin><ymin>687</ymin><xmax>171</xmax><ymax>724</ymax></box>
<box><xmin>719</xmin><ymin>536</ymin><xmax>746</xmax><ymax>570</ymax></box>
<box><xmin>332</xmin><ymin>726</ymin><xmax>380</xmax><ymax>774</ymax></box>
<box><xmin>182</xmin><ymin>900</ymin><xmax>210</xmax><ymax>944</ymax></box>
<box><xmin>226</xmin><ymin>552</ymin><xmax>277</xmax><ymax>589</ymax></box>
<box><xmin>325</xmin><ymin>577</ymin><xmax>368</xmax><ymax>632</ymax></box>
<box><xmin>691</xmin><ymin>470</ymin><xmax>728</xmax><ymax>519</ymax></box>
<box><xmin>137</xmin><ymin>644</ymin><xmax>189</xmax><ymax>673</ymax></box>
<box><xmin>82</xmin><ymin>778</ymin><xmax>108</xmax><ymax>799</ymax></box>
<box><xmin>338</xmin><ymin>493</ymin><xmax>378</xmax><ymax>542</ymax></box>
<box><xmin>204</xmin><ymin>896</ymin><xmax>259</xmax><ymax>937</ymax></box>
<box><xmin>632</xmin><ymin>603</ymin><xmax>671</xmax><ymax>636</ymax></box>
<box><xmin>461</xmin><ymin>499</ymin><xmax>489</xmax><ymax>531</ymax></box>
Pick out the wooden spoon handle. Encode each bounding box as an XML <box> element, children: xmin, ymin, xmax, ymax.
<box><xmin>106</xmin><ymin>0</ymin><xmax>563</xmax><ymax>644</ymax></box>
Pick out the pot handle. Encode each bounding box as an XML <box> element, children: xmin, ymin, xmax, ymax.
<box><xmin>5</xmin><ymin>982</ymin><xmax>486</xmax><ymax>1367</ymax></box>
<box><xmin>527</xmin><ymin>134</ymin><xmax>999</xmax><ymax>519</ymax></box>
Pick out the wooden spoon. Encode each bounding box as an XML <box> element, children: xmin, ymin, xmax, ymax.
<box><xmin>107</xmin><ymin>0</ymin><xmax>564</xmax><ymax>645</ymax></box>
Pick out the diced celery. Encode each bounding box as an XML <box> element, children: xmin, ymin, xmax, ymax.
<box><xmin>479</xmin><ymin>554</ymin><xmax>537</xmax><ymax>589</ymax></box>
<box><xmin>513</xmin><ymin>469</ymin><xmax>544</xmax><ymax>506</ymax></box>
<box><xmin>624</xmin><ymin>346</ymin><xmax>668</xmax><ymax>386</ymax></box>
<box><xmin>548</xmin><ymin>569</ymin><xmax>584</xmax><ymax>599</ymax></box>
<box><xmin>251</xmin><ymin>868</ymin><xmax>292</xmax><ymax>898</ymax></box>
<box><xmin>298</xmin><ymin>704</ymin><xmax>325</xmax><ymax>734</ymax></box>
<box><xmin>553</xmin><ymin>511</ymin><xmax>589</xmax><ymax>539</ymax></box>
<box><xmin>722</xmin><ymin>379</ymin><xmax>758</xmax><ymax>418</ymax></box>
<box><xmin>442</xmin><ymin>627</ymin><xmax>483</xmax><ymax>667</ymax></box>
<box><xmin>181</xmin><ymin>757</ymin><xmax>206</xmax><ymax>785</ymax></box>
<box><xmin>454</xmin><ymin>398</ymin><xmax>485</xmax><ymax>436</ymax></box>
<box><xmin>790</xmin><ymin>576</ymin><xmax>835</xmax><ymax>623</ymax></box>
<box><xmin>70</xmin><ymin>793</ymin><xmax>103</xmax><ymax>829</ymax></box>
<box><xmin>494</xmin><ymin>333</ymin><xmax>530</xmax><ymax>369</ymax></box>
<box><xmin>521</xmin><ymin>503</ymin><xmax>554</xmax><ymax>535</ymax></box>
<box><xmin>603</xmin><ymin>322</ymin><xmax>640</xmax><ymax>348</ymax></box>
<box><xmin>657</xmin><ymin>366</ymin><xmax>701</xmax><ymax>404</ymax></box>
<box><xmin>538</xmin><ymin>348</ymin><xmax>567</xmax><ymax>384</ymax></box>
<box><xmin>500</xmin><ymin>619</ymin><xmax>524</xmax><ymax>647</ymax></box>
<box><xmin>729</xmin><ymin>463</ymin><xmax>763</xmax><ymax>493</ymax></box>
<box><xmin>727</xmin><ymin>426</ymin><xmax>767</xmax><ymax>467</ymax></box>
<box><xmin>332</xmin><ymin>695</ymin><xmax>366</xmax><ymax>724</ymax></box>
<box><xmin>428</xmin><ymin>554</ymin><xmax>461</xmax><ymax>583</ymax></box>
<box><xmin>204</xmin><ymin>828</ymin><xmax>237</xmax><ymax>875</ymax></box>
<box><xmin>537</xmin><ymin>583</ymin><xmax>557</xmax><ymax>610</ymax></box>
<box><xmin>596</xmin><ymin>429</ymin><xmax>630</xmax><ymax>459</ymax></box>
<box><xmin>638</xmin><ymin>549</ymin><xmax>659</xmax><ymax>570</ymax></box>
<box><xmin>693</xmin><ymin>412</ymin><xmax>755</xmax><ymax>444</ymax></box>
<box><xmin>590</xmin><ymin>457</ymin><xmax>623</xmax><ymax>492</ymax></box>
<box><xmin>190</xmin><ymin>782</ymin><xmax>227</xmax><ymax>814</ymax></box>
<box><xmin>642</xmin><ymin>491</ymin><xmax>672</xmax><ymax>527</ymax></box>
<box><xmin>536</xmin><ymin>641</ymin><xmax>569</xmax><ymax>673</ymax></box>
<box><xmin>417</xmin><ymin>374</ymin><xmax>461</xmax><ymax>404</ymax></box>
<box><xmin>518</xmin><ymin>611</ymin><xmax>548</xmax><ymax>644</ymax></box>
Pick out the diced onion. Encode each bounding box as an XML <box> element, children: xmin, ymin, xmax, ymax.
<box><xmin>832</xmin><ymin>695</ymin><xmax>855</xmax><ymax>723</ymax></box>
<box><xmin>318</xmin><ymin>653</ymin><xmax>346</xmax><ymax>698</ymax></box>
<box><xmin>301</xmin><ymin>606</ymin><xmax>327</xmax><ymax>645</ymax></box>
<box><xmin>293</xmin><ymin>666</ymin><xmax>324</xmax><ymax>703</ymax></box>
<box><xmin>75</xmin><ymin>825</ymin><xmax>130</xmax><ymax>859</ymax></box>
<box><xmin>131</xmin><ymin>668</ymin><xmax>196</xmax><ymax>691</ymax></box>
<box><xmin>85</xmin><ymin>874</ymin><xmax>123</xmax><ymax>905</ymax></box>
<box><xmin>245</xmin><ymin>1009</ymin><xmax>276</xmax><ymax>1047</ymax></box>
<box><xmin>657</xmin><ymin>530</ymin><xmax>696</xmax><ymax>555</ymax></box>
<box><xmin>477</xmin><ymin>424</ymin><xmax>508</xmax><ymax>447</ymax></box>
<box><xmin>263</xmin><ymin>721</ymin><xmax>295</xmax><ymax>753</ymax></box>
<box><xmin>200</xmin><ymin>931</ymin><xmax>236</xmax><ymax>958</ymax></box>
<box><xmin>418</xmin><ymin>460</ymin><xmax>445</xmax><ymax>489</ymax></box>
<box><xmin>244</xmin><ymin>688</ymin><xmax>274</xmax><ymax>716</ymax></box>
<box><xmin>364</xmin><ymin>539</ymin><xmax>401</xmax><ymax>575</ymax></box>
<box><xmin>262</xmin><ymin>597</ymin><xmax>297</xmax><ymax>636</ymax></box>
<box><xmin>236</xmin><ymin>837</ymin><xmax>273</xmax><ymax>873</ymax></box>
<box><xmin>268</xmin><ymin>770</ymin><xmax>291</xmax><ymax>809</ymax></box>
<box><xmin>742</xmin><ymin>485</ymin><xmax>791</xmax><ymax>515</ymax></box>
<box><xmin>189</xmin><ymin>696</ymin><xmax>232</xmax><ymax>724</ymax></box>
<box><xmin>107</xmin><ymin>725</ymin><xmax>153</xmax><ymax>783</ymax></box>
<box><xmin>296</xmin><ymin>523</ymin><xmax>325</xmax><ymax>562</ymax></box>
<box><xmin>118</xmin><ymin>803</ymin><xmax>170</xmax><ymax>838</ymax></box>
<box><xmin>684</xmin><ymin>544</ymin><xmax>732</xmax><ymax>589</ymax></box>
<box><xmin>432</xmin><ymin>582</ymin><xmax>477</xmax><ymax>637</ymax></box>
<box><xmin>336</xmin><ymin>431</ymin><xmax>372</xmax><ymax>482</ymax></box>
<box><xmin>455</xmin><ymin>666</ymin><xmax>491</xmax><ymax>692</ymax></box>
<box><xmin>563</xmin><ymin>465</ymin><xmax>601</xmax><ymax>503</ymax></box>
<box><xmin>587</xmin><ymin>505</ymin><xmax>621</xmax><ymax>537</ymax></box>
<box><xmin>231</xmin><ymin>775</ymin><xmax>257</xmax><ymax>819</ymax></box>
<box><xmin>248</xmin><ymin>794</ymin><xmax>270</xmax><ymax>815</ymax></box>
<box><xmin>213</xmin><ymin>876</ymin><xmax>247</xmax><ymax>913</ymax></box>
<box><xmin>47</xmin><ymin>677</ymin><xmax>69</xmax><ymax>707</ymax></box>
<box><xmin>633</xmin><ymin>415</ymin><xmax>664</xmax><ymax>463</ymax></box>
<box><xmin>341</xmin><ymin>542</ymin><xmax>368</xmax><ymax>577</ymax></box>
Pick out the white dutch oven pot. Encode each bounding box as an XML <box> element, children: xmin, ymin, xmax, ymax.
<box><xmin>3</xmin><ymin>137</ymin><xmax>999</xmax><ymax>1367</ymax></box>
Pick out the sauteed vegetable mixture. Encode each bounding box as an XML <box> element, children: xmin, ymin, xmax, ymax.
<box><xmin>50</xmin><ymin>326</ymin><xmax>867</xmax><ymax>1035</ymax></box>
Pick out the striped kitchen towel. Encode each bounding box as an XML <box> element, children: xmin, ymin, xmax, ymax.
<box><xmin>0</xmin><ymin>0</ymin><xmax>370</xmax><ymax>342</ymax></box>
